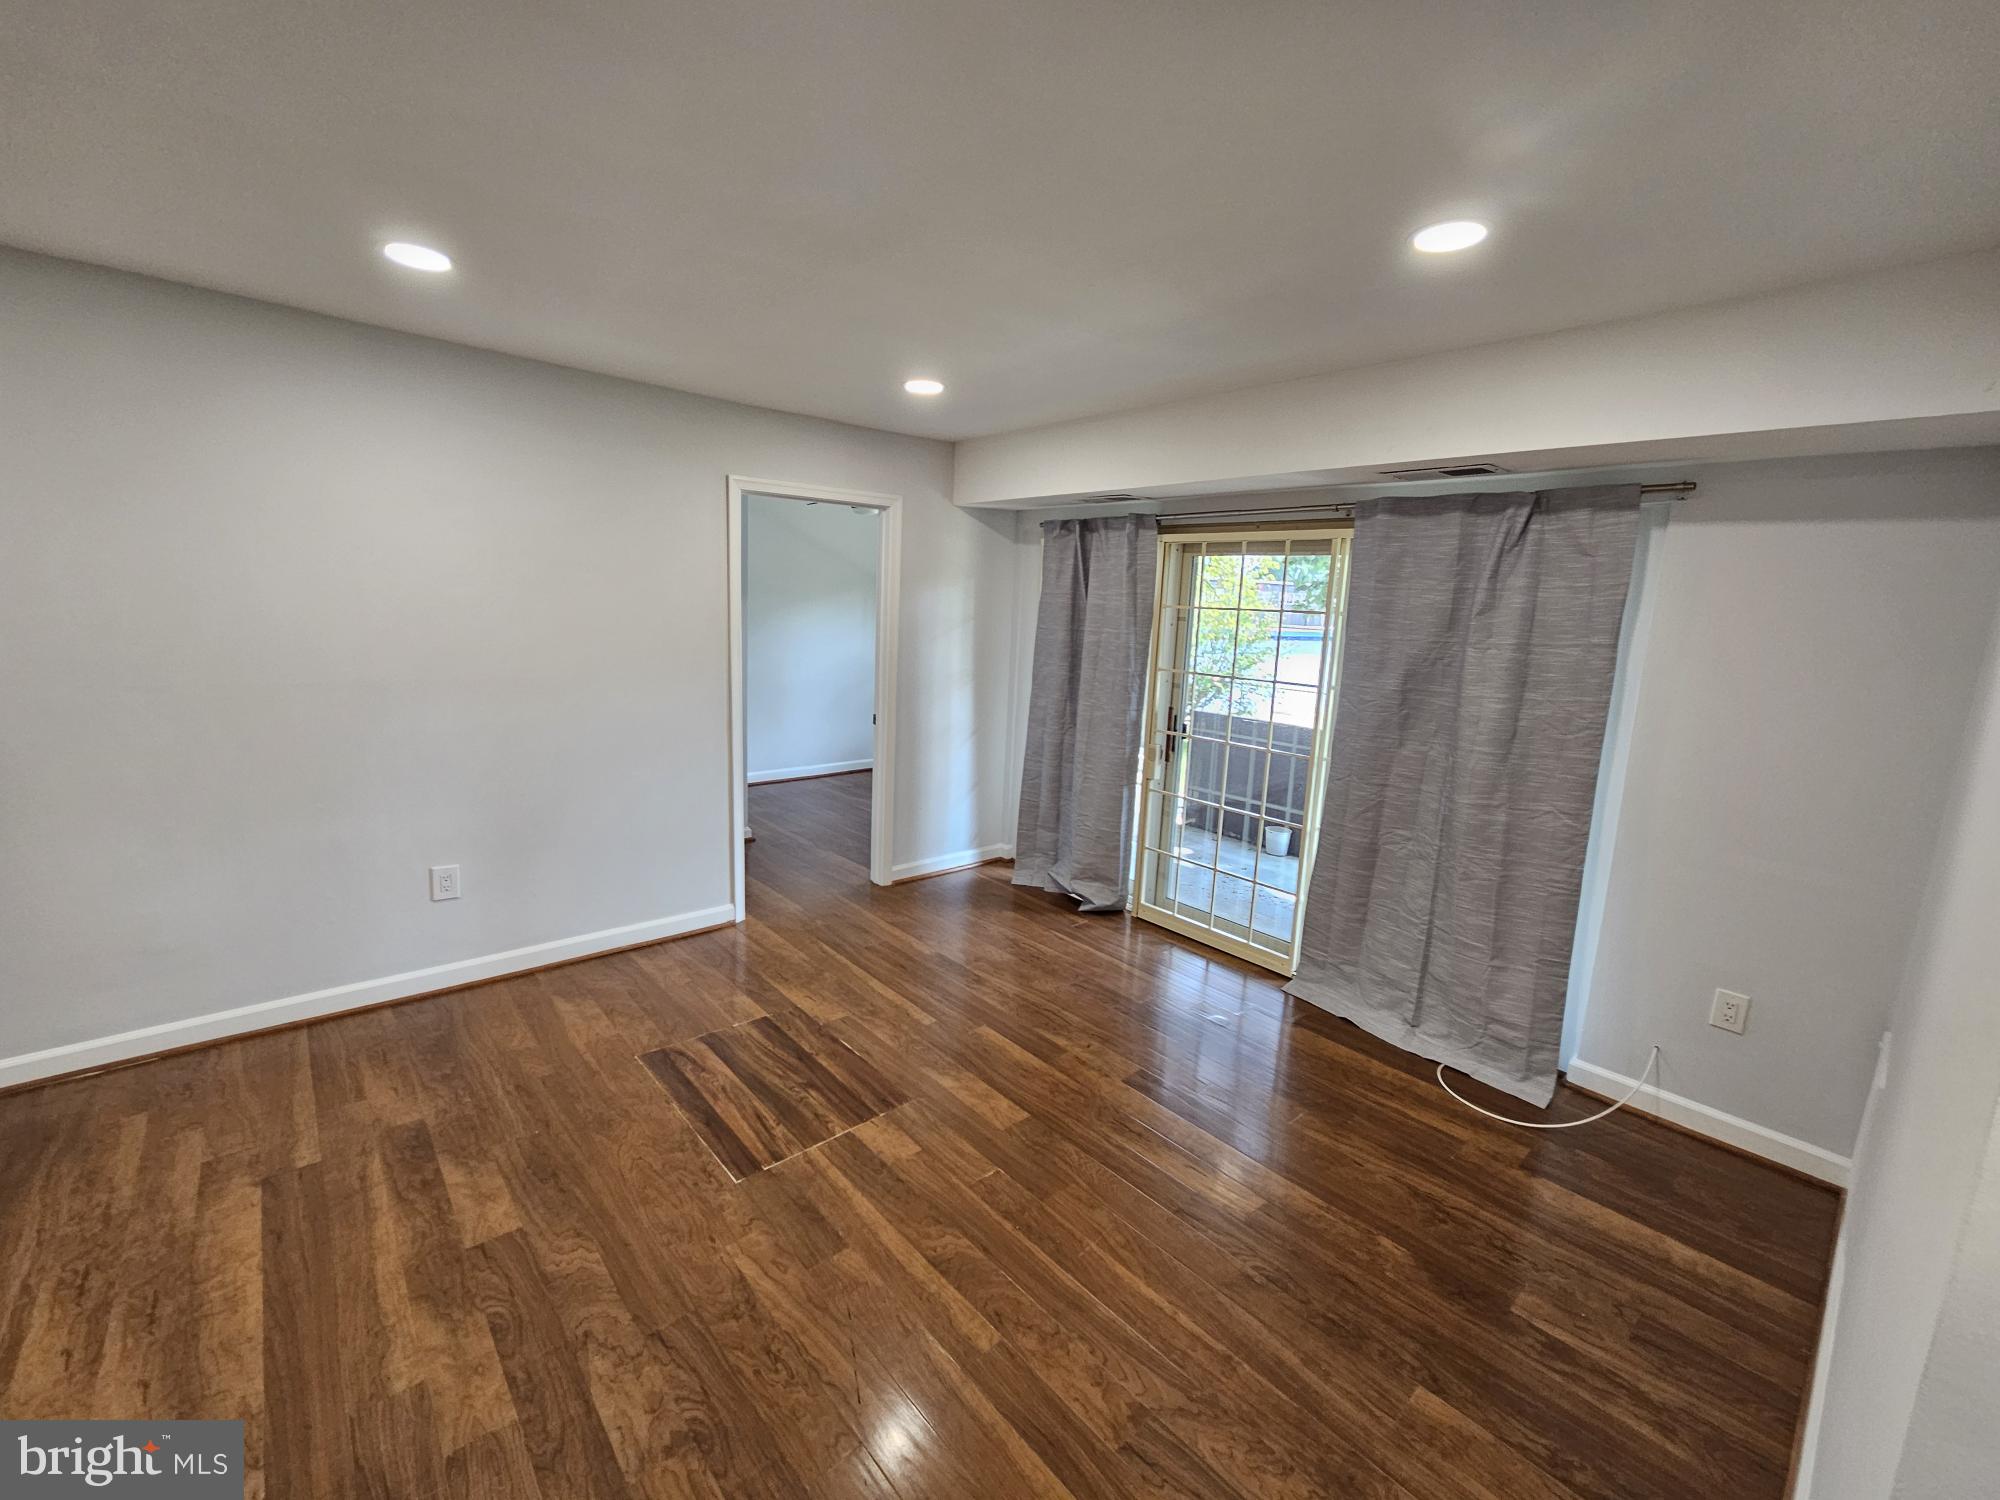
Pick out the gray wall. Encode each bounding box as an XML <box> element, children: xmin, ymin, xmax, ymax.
<box><xmin>0</xmin><ymin>248</ymin><xmax>1019</xmax><ymax>1079</ymax></box>
<box><xmin>744</xmin><ymin>495</ymin><xmax>879</xmax><ymax>779</ymax></box>
<box><xmin>1796</xmin><ymin>607</ymin><xmax>2000</xmax><ymax>1496</ymax></box>
<box><xmin>1573</xmin><ymin>447</ymin><xmax>2000</xmax><ymax>1160</ymax></box>
<box><xmin>1892</xmin><ymin>1101</ymin><xmax>2000</xmax><ymax>1497</ymax></box>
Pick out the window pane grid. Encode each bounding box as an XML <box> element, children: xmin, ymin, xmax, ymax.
<box><xmin>1136</xmin><ymin>531</ymin><xmax>1349</xmax><ymax>972</ymax></box>
<box><xmin>1139</xmin><ymin>841</ymin><xmax>1297</xmax><ymax>892</ymax></box>
<box><xmin>1152</xmin><ymin>728</ymin><xmax>1233</xmax><ymax>750</ymax></box>
<box><xmin>1144</xmin><ymin>864</ymin><xmax>1296</xmax><ymax>912</ymax></box>
<box><xmin>1158</xmin><ymin>666</ymin><xmax>1323</xmax><ymax>690</ymax></box>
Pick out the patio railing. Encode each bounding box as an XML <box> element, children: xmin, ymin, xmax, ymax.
<box><xmin>1177</xmin><ymin>709</ymin><xmax>1314</xmax><ymax>854</ymax></box>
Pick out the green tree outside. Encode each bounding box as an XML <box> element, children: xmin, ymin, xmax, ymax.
<box><xmin>1183</xmin><ymin>551</ymin><xmax>1328</xmax><ymax>712</ymax></box>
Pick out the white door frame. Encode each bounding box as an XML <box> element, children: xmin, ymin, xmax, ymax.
<box><xmin>1130</xmin><ymin>526</ymin><xmax>1352</xmax><ymax>975</ymax></box>
<box><xmin>725</xmin><ymin>475</ymin><xmax>903</xmax><ymax>920</ymax></box>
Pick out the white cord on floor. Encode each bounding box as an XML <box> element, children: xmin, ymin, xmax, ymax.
<box><xmin>1438</xmin><ymin>1045</ymin><xmax>1661</xmax><ymax>1130</ymax></box>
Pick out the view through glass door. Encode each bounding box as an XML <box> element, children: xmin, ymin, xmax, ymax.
<box><xmin>1133</xmin><ymin>529</ymin><xmax>1352</xmax><ymax>973</ymax></box>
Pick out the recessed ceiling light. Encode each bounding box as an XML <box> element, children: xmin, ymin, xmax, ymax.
<box><xmin>1412</xmin><ymin>220</ymin><xmax>1488</xmax><ymax>254</ymax></box>
<box><xmin>1412</xmin><ymin>221</ymin><xmax>1489</xmax><ymax>254</ymax></box>
<box><xmin>903</xmin><ymin>378</ymin><xmax>945</xmax><ymax>396</ymax></box>
<box><xmin>382</xmin><ymin>241</ymin><xmax>453</xmax><ymax>273</ymax></box>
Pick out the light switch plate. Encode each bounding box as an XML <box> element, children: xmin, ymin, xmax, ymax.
<box><xmin>1710</xmin><ymin>988</ymin><xmax>1750</xmax><ymax>1034</ymax></box>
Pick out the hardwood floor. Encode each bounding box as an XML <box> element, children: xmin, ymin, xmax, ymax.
<box><xmin>0</xmin><ymin>769</ymin><xmax>1839</xmax><ymax>1498</ymax></box>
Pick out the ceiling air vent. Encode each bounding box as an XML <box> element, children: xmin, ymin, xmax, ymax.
<box><xmin>1377</xmin><ymin>463</ymin><xmax>1511</xmax><ymax>480</ymax></box>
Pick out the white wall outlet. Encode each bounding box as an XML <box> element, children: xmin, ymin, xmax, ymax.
<box><xmin>429</xmin><ymin>864</ymin><xmax>461</xmax><ymax>901</ymax></box>
<box><xmin>1710</xmin><ymin>988</ymin><xmax>1750</xmax><ymax>1034</ymax></box>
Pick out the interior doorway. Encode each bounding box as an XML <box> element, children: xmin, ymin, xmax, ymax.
<box><xmin>1131</xmin><ymin>526</ymin><xmax>1353</xmax><ymax>973</ymax></box>
<box><xmin>725</xmin><ymin>477</ymin><xmax>902</xmax><ymax>920</ymax></box>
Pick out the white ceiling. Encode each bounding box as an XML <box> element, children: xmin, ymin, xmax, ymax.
<box><xmin>5</xmin><ymin>0</ymin><xmax>1998</xmax><ymax>441</ymax></box>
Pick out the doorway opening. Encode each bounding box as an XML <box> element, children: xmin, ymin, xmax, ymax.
<box><xmin>726</xmin><ymin>477</ymin><xmax>902</xmax><ymax>920</ymax></box>
<box><xmin>1131</xmin><ymin>526</ymin><xmax>1354</xmax><ymax>973</ymax></box>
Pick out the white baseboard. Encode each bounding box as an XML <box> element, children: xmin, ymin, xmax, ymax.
<box><xmin>1565</xmin><ymin>1058</ymin><xmax>1852</xmax><ymax>1186</ymax></box>
<box><xmin>890</xmin><ymin>844</ymin><xmax>1012</xmax><ymax>882</ymax></box>
<box><xmin>0</xmin><ymin>904</ymin><xmax>738</xmax><ymax>1091</ymax></box>
<box><xmin>747</xmin><ymin>759</ymin><xmax>872</xmax><ymax>784</ymax></box>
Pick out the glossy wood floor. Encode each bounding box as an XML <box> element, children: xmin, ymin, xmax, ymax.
<box><xmin>0</xmin><ymin>771</ymin><xmax>1839</xmax><ymax>1499</ymax></box>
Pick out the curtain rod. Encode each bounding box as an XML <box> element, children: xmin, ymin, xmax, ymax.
<box><xmin>1161</xmin><ymin>480</ymin><xmax>1695</xmax><ymax>524</ymax></box>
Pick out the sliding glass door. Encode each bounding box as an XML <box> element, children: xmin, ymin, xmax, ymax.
<box><xmin>1132</xmin><ymin>529</ymin><xmax>1352</xmax><ymax>973</ymax></box>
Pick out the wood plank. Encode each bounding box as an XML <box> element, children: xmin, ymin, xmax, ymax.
<box><xmin>0</xmin><ymin>770</ymin><xmax>1841</xmax><ymax>1500</ymax></box>
<box><xmin>467</xmin><ymin>1230</ymin><xmax>634</xmax><ymax>1500</ymax></box>
<box><xmin>260</xmin><ymin>1162</ymin><xmax>350</xmax><ymax>1496</ymax></box>
<box><xmin>441</xmin><ymin>1423</ymin><xmax>543</xmax><ymax>1500</ymax></box>
<box><xmin>639</xmin><ymin>1041</ymin><xmax>799</xmax><ymax>1179</ymax></box>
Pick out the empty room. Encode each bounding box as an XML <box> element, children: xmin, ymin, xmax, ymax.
<box><xmin>4</xmin><ymin>4</ymin><xmax>1998</xmax><ymax>1498</ymax></box>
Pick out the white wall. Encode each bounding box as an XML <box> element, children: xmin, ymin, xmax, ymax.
<box><xmin>1559</xmin><ymin>503</ymin><xmax>1670</xmax><ymax>1073</ymax></box>
<box><xmin>1795</xmin><ymin>606</ymin><xmax>2000</xmax><ymax>1498</ymax></box>
<box><xmin>0</xmin><ymin>247</ymin><xmax>1020</xmax><ymax>1084</ymax></box>
<box><xmin>953</xmin><ymin>247</ymin><xmax>2000</xmax><ymax>506</ymax></box>
<box><xmin>744</xmin><ymin>495</ymin><xmax>879</xmax><ymax>781</ymax></box>
<box><xmin>1892</xmin><ymin>1100</ymin><xmax>2000</xmax><ymax>1497</ymax></box>
<box><xmin>1571</xmin><ymin>448</ymin><xmax>2000</xmax><ymax>1174</ymax></box>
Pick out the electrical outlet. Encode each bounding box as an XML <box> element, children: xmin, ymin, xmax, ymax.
<box><xmin>1710</xmin><ymin>988</ymin><xmax>1749</xmax><ymax>1034</ymax></box>
<box><xmin>429</xmin><ymin>864</ymin><xmax>461</xmax><ymax>902</ymax></box>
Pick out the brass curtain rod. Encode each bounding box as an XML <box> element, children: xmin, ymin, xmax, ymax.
<box><xmin>1162</xmin><ymin>480</ymin><xmax>1695</xmax><ymax>524</ymax></box>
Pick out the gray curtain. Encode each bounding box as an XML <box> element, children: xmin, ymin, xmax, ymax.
<box><xmin>1285</xmin><ymin>486</ymin><xmax>1640</xmax><ymax>1105</ymax></box>
<box><xmin>1013</xmin><ymin>515</ymin><xmax>1159</xmax><ymax>911</ymax></box>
